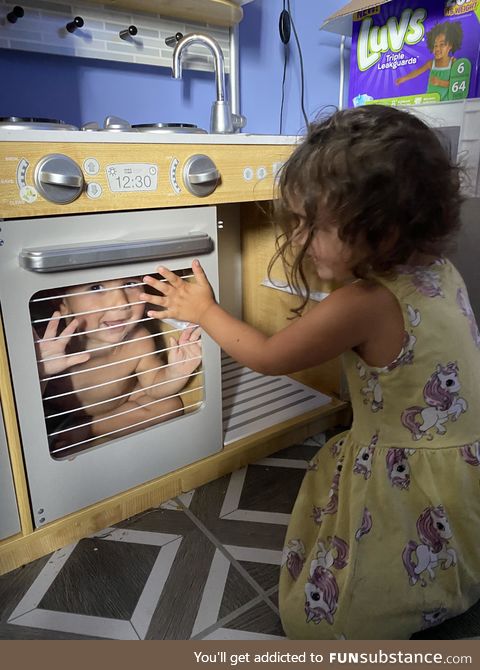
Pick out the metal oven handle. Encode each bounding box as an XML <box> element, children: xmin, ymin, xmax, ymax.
<box><xmin>19</xmin><ymin>233</ymin><xmax>214</xmax><ymax>272</ymax></box>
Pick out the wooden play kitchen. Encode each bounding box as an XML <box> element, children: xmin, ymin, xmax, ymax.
<box><xmin>2</xmin><ymin>0</ymin><xmax>478</xmax><ymax>580</ymax></box>
<box><xmin>0</xmin><ymin>129</ymin><xmax>349</xmax><ymax>576</ymax></box>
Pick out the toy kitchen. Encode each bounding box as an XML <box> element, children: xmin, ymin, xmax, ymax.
<box><xmin>0</xmin><ymin>1</ymin><xmax>348</xmax><ymax>576</ymax></box>
<box><xmin>2</xmin><ymin>0</ymin><xmax>478</xmax><ymax>578</ymax></box>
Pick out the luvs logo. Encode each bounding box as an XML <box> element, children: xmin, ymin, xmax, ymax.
<box><xmin>357</xmin><ymin>8</ymin><xmax>426</xmax><ymax>71</ymax></box>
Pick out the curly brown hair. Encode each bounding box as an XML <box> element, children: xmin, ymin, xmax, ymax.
<box><xmin>426</xmin><ymin>21</ymin><xmax>463</xmax><ymax>53</ymax></box>
<box><xmin>269</xmin><ymin>105</ymin><xmax>462</xmax><ymax>315</ymax></box>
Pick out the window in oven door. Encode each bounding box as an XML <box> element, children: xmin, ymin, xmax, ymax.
<box><xmin>0</xmin><ymin>207</ymin><xmax>222</xmax><ymax>526</ymax></box>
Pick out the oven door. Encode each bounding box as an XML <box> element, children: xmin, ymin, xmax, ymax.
<box><xmin>0</xmin><ymin>207</ymin><xmax>221</xmax><ymax>526</ymax></box>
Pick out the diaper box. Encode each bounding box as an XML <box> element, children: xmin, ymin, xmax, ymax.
<box><xmin>347</xmin><ymin>0</ymin><xmax>480</xmax><ymax>107</ymax></box>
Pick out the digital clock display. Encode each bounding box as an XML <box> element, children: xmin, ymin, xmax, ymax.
<box><xmin>106</xmin><ymin>163</ymin><xmax>158</xmax><ymax>192</ymax></box>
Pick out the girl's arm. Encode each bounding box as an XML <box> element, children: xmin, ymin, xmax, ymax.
<box><xmin>142</xmin><ymin>261</ymin><xmax>390</xmax><ymax>376</ymax></box>
<box><xmin>396</xmin><ymin>60</ymin><xmax>432</xmax><ymax>85</ymax></box>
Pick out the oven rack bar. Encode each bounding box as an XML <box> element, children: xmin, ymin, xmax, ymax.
<box><xmin>43</xmin><ymin>356</ymin><xmax>202</xmax><ymax>401</ymax></box>
<box><xmin>46</xmin><ymin>369</ymin><xmax>204</xmax><ymax>419</ymax></box>
<box><xmin>49</xmin><ymin>386</ymin><xmax>204</xmax><ymax>438</ymax></box>
<box><xmin>30</xmin><ymin>281</ymin><xmax>146</xmax><ymax>302</ymax></box>
<box><xmin>39</xmin><ymin>339</ymin><xmax>201</xmax><ymax>382</ymax></box>
<box><xmin>35</xmin><ymin>316</ymin><xmax>153</xmax><ymax>343</ymax></box>
<box><xmin>29</xmin><ymin>274</ymin><xmax>195</xmax><ymax>303</ymax></box>
<box><xmin>36</xmin><ymin>319</ymin><xmax>194</xmax><ymax>344</ymax></box>
<box><xmin>50</xmin><ymin>400</ymin><xmax>203</xmax><ymax>455</ymax></box>
<box><xmin>37</xmin><ymin>325</ymin><xmax>200</xmax><ymax>363</ymax></box>
<box><xmin>32</xmin><ymin>299</ymin><xmax>148</xmax><ymax>324</ymax></box>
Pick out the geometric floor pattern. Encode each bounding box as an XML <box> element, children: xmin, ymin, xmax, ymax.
<box><xmin>1</xmin><ymin>429</ymin><xmax>480</xmax><ymax>640</ymax></box>
<box><xmin>0</xmin><ymin>434</ymin><xmax>326</xmax><ymax>640</ymax></box>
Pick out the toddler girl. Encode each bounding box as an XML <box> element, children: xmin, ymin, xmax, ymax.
<box><xmin>142</xmin><ymin>105</ymin><xmax>480</xmax><ymax>639</ymax></box>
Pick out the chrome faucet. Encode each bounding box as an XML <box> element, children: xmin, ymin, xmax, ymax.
<box><xmin>172</xmin><ymin>33</ymin><xmax>246</xmax><ymax>134</ymax></box>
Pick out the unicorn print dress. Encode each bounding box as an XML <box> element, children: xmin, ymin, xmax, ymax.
<box><xmin>279</xmin><ymin>258</ymin><xmax>480</xmax><ymax>639</ymax></box>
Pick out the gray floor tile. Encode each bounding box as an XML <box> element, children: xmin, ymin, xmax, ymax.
<box><xmin>38</xmin><ymin>537</ymin><xmax>159</xmax><ymax>619</ymax></box>
<box><xmin>7</xmin><ymin>526</ymin><xmax>183</xmax><ymax>639</ymax></box>
<box><xmin>0</xmin><ymin>622</ymin><xmax>103</xmax><ymax>640</ymax></box>
<box><xmin>237</xmin><ymin>463</ymin><xmax>305</xmax><ymax>514</ymax></box>
<box><xmin>236</xmin><ymin>560</ymin><xmax>280</xmax><ymax>594</ymax></box>
<box><xmin>200</xmin><ymin>599</ymin><xmax>285</xmax><ymax>640</ymax></box>
<box><xmin>224</xmin><ymin>600</ymin><xmax>285</xmax><ymax>637</ymax></box>
<box><xmin>0</xmin><ymin>554</ymin><xmax>51</xmax><ymax>623</ymax></box>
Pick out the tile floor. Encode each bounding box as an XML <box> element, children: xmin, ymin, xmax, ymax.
<box><xmin>1</xmin><ymin>430</ymin><xmax>479</xmax><ymax>640</ymax></box>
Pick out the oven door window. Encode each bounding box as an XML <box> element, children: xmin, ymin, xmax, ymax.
<box><xmin>29</xmin><ymin>270</ymin><xmax>203</xmax><ymax>460</ymax></box>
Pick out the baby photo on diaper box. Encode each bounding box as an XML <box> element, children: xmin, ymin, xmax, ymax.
<box><xmin>349</xmin><ymin>0</ymin><xmax>480</xmax><ymax>107</ymax></box>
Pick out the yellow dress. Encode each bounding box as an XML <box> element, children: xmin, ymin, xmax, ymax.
<box><xmin>279</xmin><ymin>258</ymin><xmax>480</xmax><ymax>639</ymax></box>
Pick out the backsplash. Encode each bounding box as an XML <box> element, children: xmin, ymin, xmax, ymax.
<box><xmin>0</xmin><ymin>0</ymin><xmax>230</xmax><ymax>71</ymax></box>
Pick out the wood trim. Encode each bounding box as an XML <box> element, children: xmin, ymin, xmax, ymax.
<box><xmin>0</xmin><ymin>398</ymin><xmax>349</xmax><ymax>575</ymax></box>
<box><xmin>0</xmin><ymin>316</ymin><xmax>33</xmax><ymax>535</ymax></box>
<box><xmin>0</xmin><ymin>143</ymin><xmax>294</xmax><ymax>219</ymax></box>
<box><xmin>85</xmin><ymin>0</ymin><xmax>244</xmax><ymax>27</ymax></box>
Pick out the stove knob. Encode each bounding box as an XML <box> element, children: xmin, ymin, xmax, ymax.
<box><xmin>34</xmin><ymin>154</ymin><xmax>84</xmax><ymax>204</ymax></box>
<box><xmin>183</xmin><ymin>154</ymin><xmax>220</xmax><ymax>197</ymax></box>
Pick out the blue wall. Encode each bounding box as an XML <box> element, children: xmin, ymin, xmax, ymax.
<box><xmin>0</xmin><ymin>0</ymin><xmax>347</xmax><ymax>135</ymax></box>
<box><xmin>240</xmin><ymin>0</ymin><xmax>346</xmax><ymax>134</ymax></box>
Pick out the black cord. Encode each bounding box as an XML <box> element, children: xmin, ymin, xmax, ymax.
<box><xmin>286</xmin><ymin>0</ymin><xmax>309</xmax><ymax>129</ymax></box>
<box><xmin>279</xmin><ymin>0</ymin><xmax>287</xmax><ymax>134</ymax></box>
<box><xmin>279</xmin><ymin>40</ymin><xmax>288</xmax><ymax>133</ymax></box>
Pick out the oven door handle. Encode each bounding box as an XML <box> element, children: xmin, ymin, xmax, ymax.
<box><xmin>19</xmin><ymin>234</ymin><xmax>214</xmax><ymax>272</ymax></box>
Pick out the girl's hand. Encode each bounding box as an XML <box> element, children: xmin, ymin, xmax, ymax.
<box><xmin>34</xmin><ymin>311</ymin><xmax>90</xmax><ymax>378</ymax></box>
<box><xmin>166</xmin><ymin>326</ymin><xmax>202</xmax><ymax>379</ymax></box>
<box><xmin>142</xmin><ymin>259</ymin><xmax>215</xmax><ymax>325</ymax></box>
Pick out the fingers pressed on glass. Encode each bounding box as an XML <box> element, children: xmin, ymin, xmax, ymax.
<box><xmin>142</xmin><ymin>275</ymin><xmax>165</xmax><ymax>291</ymax></box>
<box><xmin>44</xmin><ymin>312</ymin><xmax>61</xmax><ymax>338</ymax></box>
<box><xmin>148</xmin><ymin>309</ymin><xmax>167</xmax><ymax>319</ymax></box>
<box><xmin>156</xmin><ymin>266</ymin><xmax>181</xmax><ymax>285</ymax></box>
<box><xmin>143</xmin><ymin>293</ymin><xmax>166</xmax><ymax>307</ymax></box>
<box><xmin>62</xmin><ymin>317</ymin><xmax>79</xmax><ymax>336</ymax></box>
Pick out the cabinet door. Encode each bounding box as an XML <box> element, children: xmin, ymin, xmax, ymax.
<box><xmin>0</xmin><ymin>403</ymin><xmax>21</xmax><ymax>540</ymax></box>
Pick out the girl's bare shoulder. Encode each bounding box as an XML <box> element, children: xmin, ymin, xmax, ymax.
<box><xmin>328</xmin><ymin>278</ymin><xmax>403</xmax><ymax>335</ymax></box>
<box><xmin>332</xmin><ymin>278</ymin><xmax>399</xmax><ymax>314</ymax></box>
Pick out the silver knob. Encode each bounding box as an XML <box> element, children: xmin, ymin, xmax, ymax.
<box><xmin>34</xmin><ymin>154</ymin><xmax>84</xmax><ymax>204</ymax></box>
<box><xmin>81</xmin><ymin>120</ymin><xmax>100</xmax><ymax>131</ymax></box>
<box><xmin>104</xmin><ymin>115</ymin><xmax>134</xmax><ymax>131</ymax></box>
<box><xmin>183</xmin><ymin>154</ymin><xmax>220</xmax><ymax>197</ymax></box>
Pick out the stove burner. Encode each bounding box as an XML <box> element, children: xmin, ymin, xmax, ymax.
<box><xmin>0</xmin><ymin>117</ymin><xmax>79</xmax><ymax>131</ymax></box>
<box><xmin>132</xmin><ymin>122</ymin><xmax>208</xmax><ymax>134</ymax></box>
<box><xmin>0</xmin><ymin>115</ymin><xmax>207</xmax><ymax>134</ymax></box>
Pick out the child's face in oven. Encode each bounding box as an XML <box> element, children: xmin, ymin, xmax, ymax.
<box><xmin>59</xmin><ymin>278</ymin><xmax>145</xmax><ymax>345</ymax></box>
